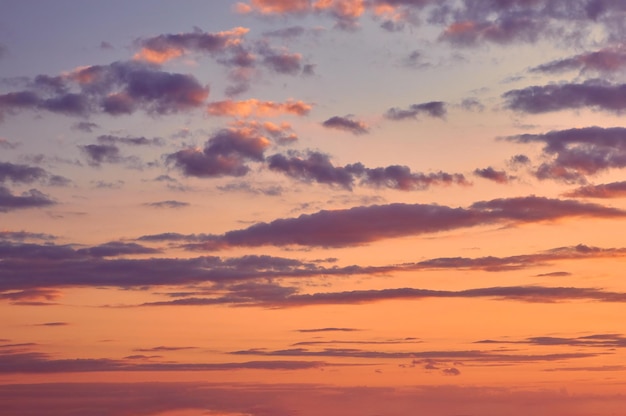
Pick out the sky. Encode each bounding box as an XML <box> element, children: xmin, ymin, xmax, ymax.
<box><xmin>2</xmin><ymin>0</ymin><xmax>626</xmax><ymax>414</ymax></box>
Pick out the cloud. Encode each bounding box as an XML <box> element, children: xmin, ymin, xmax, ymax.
<box><xmin>134</xmin><ymin>27</ymin><xmax>249</xmax><ymax>64</ymax></box>
<box><xmin>75</xmin><ymin>241</ymin><xmax>160</xmax><ymax>258</ymax></box>
<box><xmin>385</xmin><ymin>101</ymin><xmax>446</xmax><ymax>120</ymax></box>
<box><xmin>160</xmin><ymin>284</ymin><xmax>626</xmax><ymax>309</ymax></box>
<box><xmin>530</xmin><ymin>46</ymin><xmax>626</xmax><ymax>74</ymax></box>
<box><xmin>439</xmin><ymin>17</ymin><xmax>543</xmax><ymax>46</ymax></box>
<box><xmin>184</xmin><ymin>196</ymin><xmax>625</xmax><ymax>250</ymax></box>
<box><xmin>96</xmin><ymin>134</ymin><xmax>163</xmax><ymax>146</ymax></box>
<box><xmin>257</xmin><ymin>45</ymin><xmax>304</xmax><ymax>74</ymax></box>
<box><xmin>0</xmin><ymin>186</ymin><xmax>55</xmax><ymax>212</ymax></box>
<box><xmin>218</xmin><ymin>181</ymin><xmax>284</xmax><ymax>196</ymax></box>
<box><xmin>79</xmin><ymin>144</ymin><xmax>124</xmax><ymax>166</ymax></box>
<box><xmin>232</xmin><ymin>343</ymin><xmax>594</xmax><ymax>362</ymax></box>
<box><xmin>267</xmin><ymin>151</ymin><xmax>355</xmax><ymax>189</ymax></box>
<box><xmin>3</xmin><ymin>381</ymin><xmax>626</xmax><ymax>416</ymax></box>
<box><xmin>503</xmin><ymin>81</ymin><xmax>626</xmax><ymax>114</ymax></box>
<box><xmin>262</xmin><ymin>26</ymin><xmax>307</xmax><ymax>39</ymax></box>
<box><xmin>0</xmin><ymin>348</ymin><xmax>328</xmax><ymax>374</ymax></box>
<box><xmin>296</xmin><ymin>327</ymin><xmax>361</xmax><ymax>333</ymax></box>
<box><xmin>238</xmin><ymin>0</ymin><xmax>366</xmax><ymax>29</ymax></box>
<box><xmin>473</xmin><ymin>167</ymin><xmax>514</xmax><ymax>184</ymax></box>
<box><xmin>207</xmin><ymin>99</ymin><xmax>312</xmax><ymax>117</ymax></box>
<box><xmin>167</xmin><ymin>125</ymin><xmax>271</xmax><ymax>178</ymax></box>
<box><xmin>505</xmin><ymin>126</ymin><xmax>626</xmax><ymax>182</ymax></box>
<box><xmin>416</xmin><ymin>244</ymin><xmax>626</xmax><ymax>272</ymax></box>
<box><xmin>0</xmin><ymin>231</ymin><xmax>57</xmax><ymax>242</ymax></box>
<box><xmin>476</xmin><ymin>333</ymin><xmax>626</xmax><ymax>348</ymax></box>
<box><xmin>0</xmin><ymin>162</ymin><xmax>49</xmax><ymax>184</ymax></box>
<box><xmin>144</xmin><ymin>200</ymin><xmax>190</xmax><ymax>209</ymax></box>
<box><xmin>267</xmin><ymin>151</ymin><xmax>468</xmax><ymax>190</ymax></box>
<box><xmin>71</xmin><ymin>121</ymin><xmax>99</xmax><ymax>132</ymax></box>
<box><xmin>5</xmin><ymin>239</ymin><xmax>620</xmax><ymax>297</ymax></box>
<box><xmin>322</xmin><ymin>115</ymin><xmax>369</xmax><ymax>135</ymax></box>
<box><xmin>563</xmin><ymin>181</ymin><xmax>626</xmax><ymax>198</ymax></box>
<box><xmin>0</xmin><ymin>61</ymin><xmax>209</xmax><ymax>120</ymax></box>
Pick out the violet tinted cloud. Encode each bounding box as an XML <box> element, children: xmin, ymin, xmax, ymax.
<box><xmin>0</xmin><ymin>61</ymin><xmax>209</xmax><ymax>120</ymax></box>
<box><xmin>182</xmin><ymin>196</ymin><xmax>625</xmax><ymax>250</ymax></box>
<box><xmin>506</xmin><ymin>126</ymin><xmax>626</xmax><ymax>182</ymax></box>
<box><xmin>0</xmin><ymin>187</ymin><xmax>55</xmax><ymax>212</ymax></box>
<box><xmin>267</xmin><ymin>151</ymin><xmax>468</xmax><ymax>190</ymax></box>
<box><xmin>503</xmin><ymin>81</ymin><xmax>626</xmax><ymax>114</ymax></box>
<box><xmin>167</xmin><ymin>125</ymin><xmax>271</xmax><ymax>178</ymax></box>
<box><xmin>385</xmin><ymin>101</ymin><xmax>446</xmax><ymax>120</ymax></box>
<box><xmin>563</xmin><ymin>181</ymin><xmax>626</xmax><ymax>198</ymax></box>
<box><xmin>530</xmin><ymin>46</ymin><xmax>626</xmax><ymax>75</ymax></box>
<box><xmin>4</xmin><ymin>1</ymin><xmax>626</xmax><ymax>410</ymax></box>
<box><xmin>322</xmin><ymin>115</ymin><xmax>369</xmax><ymax>135</ymax></box>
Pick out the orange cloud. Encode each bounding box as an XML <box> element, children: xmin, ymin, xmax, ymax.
<box><xmin>207</xmin><ymin>99</ymin><xmax>312</xmax><ymax>117</ymax></box>
<box><xmin>313</xmin><ymin>0</ymin><xmax>365</xmax><ymax>19</ymax></box>
<box><xmin>133</xmin><ymin>27</ymin><xmax>250</xmax><ymax>64</ymax></box>
<box><xmin>238</xmin><ymin>0</ymin><xmax>310</xmax><ymax>14</ymax></box>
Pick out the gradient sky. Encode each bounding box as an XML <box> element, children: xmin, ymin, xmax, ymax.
<box><xmin>2</xmin><ymin>1</ymin><xmax>626</xmax><ymax>415</ymax></box>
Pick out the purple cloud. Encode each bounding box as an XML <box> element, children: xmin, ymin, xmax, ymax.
<box><xmin>505</xmin><ymin>126</ymin><xmax>626</xmax><ymax>182</ymax></box>
<box><xmin>530</xmin><ymin>46</ymin><xmax>626</xmax><ymax>74</ymax></box>
<box><xmin>0</xmin><ymin>61</ymin><xmax>209</xmax><ymax>120</ymax></box>
<box><xmin>184</xmin><ymin>196</ymin><xmax>625</xmax><ymax>250</ymax></box>
<box><xmin>473</xmin><ymin>167</ymin><xmax>514</xmax><ymax>183</ymax></box>
<box><xmin>0</xmin><ymin>187</ymin><xmax>55</xmax><ymax>212</ymax></box>
<box><xmin>167</xmin><ymin>125</ymin><xmax>271</xmax><ymax>178</ymax></box>
<box><xmin>563</xmin><ymin>181</ymin><xmax>626</xmax><ymax>198</ymax></box>
<box><xmin>385</xmin><ymin>101</ymin><xmax>446</xmax><ymax>120</ymax></box>
<box><xmin>503</xmin><ymin>81</ymin><xmax>626</xmax><ymax>114</ymax></box>
<box><xmin>322</xmin><ymin>115</ymin><xmax>369</xmax><ymax>135</ymax></box>
<box><xmin>268</xmin><ymin>151</ymin><xmax>467</xmax><ymax>191</ymax></box>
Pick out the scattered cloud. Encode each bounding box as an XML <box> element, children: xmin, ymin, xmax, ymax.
<box><xmin>322</xmin><ymin>115</ymin><xmax>369</xmax><ymax>135</ymax></box>
<box><xmin>268</xmin><ymin>151</ymin><xmax>468</xmax><ymax>191</ymax></box>
<box><xmin>563</xmin><ymin>181</ymin><xmax>626</xmax><ymax>198</ymax></box>
<box><xmin>503</xmin><ymin>81</ymin><xmax>626</xmax><ymax>114</ymax></box>
<box><xmin>385</xmin><ymin>101</ymin><xmax>446</xmax><ymax>120</ymax></box>
<box><xmin>505</xmin><ymin>126</ymin><xmax>626</xmax><ymax>183</ymax></box>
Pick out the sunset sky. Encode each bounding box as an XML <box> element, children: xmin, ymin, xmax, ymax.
<box><xmin>2</xmin><ymin>1</ymin><xmax>626</xmax><ymax>415</ymax></box>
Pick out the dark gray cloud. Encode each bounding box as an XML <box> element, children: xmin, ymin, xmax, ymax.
<box><xmin>503</xmin><ymin>81</ymin><xmax>626</xmax><ymax>114</ymax></box>
<box><xmin>385</xmin><ymin>101</ymin><xmax>446</xmax><ymax>120</ymax></box>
